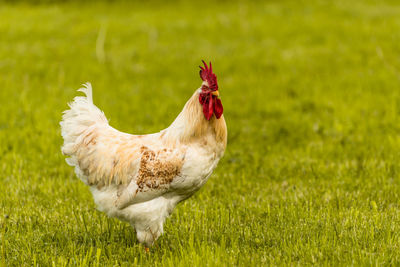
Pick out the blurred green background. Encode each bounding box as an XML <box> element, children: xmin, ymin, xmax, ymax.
<box><xmin>2</xmin><ymin>0</ymin><xmax>400</xmax><ymax>265</ymax></box>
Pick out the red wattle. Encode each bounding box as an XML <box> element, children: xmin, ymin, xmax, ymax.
<box><xmin>202</xmin><ymin>95</ymin><xmax>212</xmax><ymax>120</ymax></box>
<box><xmin>200</xmin><ymin>92</ymin><xmax>223</xmax><ymax>120</ymax></box>
<box><xmin>214</xmin><ymin>98</ymin><xmax>223</xmax><ymax>119</ymax></box>
<box><xmin>207</xmin><ymin>93</ymin><xmax>214</xmax><ymax>120</ymax></box>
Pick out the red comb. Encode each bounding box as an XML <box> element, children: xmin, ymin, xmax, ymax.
<box><xmin>199</xmin><ymin>60</ymin><xmax>218</xmax><ymax>91</ymax></box>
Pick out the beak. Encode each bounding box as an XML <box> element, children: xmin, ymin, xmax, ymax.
<box><xmin>211</xmin><ymin>90</ymin><xmax>219</xmax><ymax>97</ymax></box>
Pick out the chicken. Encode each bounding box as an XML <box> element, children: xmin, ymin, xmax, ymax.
<box><xmin>60</xmin><ymin>61</ymin><xmax>227</xmax><ymax>247</ymax></box>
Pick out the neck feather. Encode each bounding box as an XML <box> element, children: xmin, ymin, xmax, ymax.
<box><xmin>162</xmin><ymin>90</ymin><xmax>227</xmax><ymax>147</ymax></box>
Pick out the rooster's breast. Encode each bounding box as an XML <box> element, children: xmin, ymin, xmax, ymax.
<box><xmin>170</xmin><ymin>143</ymin><xmax>223</xmax><ymax>195</ymax></box>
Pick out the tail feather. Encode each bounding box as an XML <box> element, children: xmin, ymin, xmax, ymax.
<box><xmin>60</xmin><ymin>83</ymin><xmax>109</xmax><ymax>183</ymax></box>
<box><xmin>77</xmin><ymin>82</ymin><xmax>93</xmax><ymax>104</ymax></box>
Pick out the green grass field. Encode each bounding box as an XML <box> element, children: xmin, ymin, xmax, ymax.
<box><xmin>2</xmin><ymin>0</ymin><xmax>400</xmax><ymax>265</ymax></box>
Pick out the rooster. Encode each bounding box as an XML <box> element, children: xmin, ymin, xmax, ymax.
<box><xmin>60</xmin><ymin>61</ymin><xmax>227</xmax><ymax>248</ymax></box>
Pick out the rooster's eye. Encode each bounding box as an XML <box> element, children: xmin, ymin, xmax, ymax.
<box><xmin>201</xmin><ymin>85</ymin><xmax>209</xmax><ymax>91</ymax></box>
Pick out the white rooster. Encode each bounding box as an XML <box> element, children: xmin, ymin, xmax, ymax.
<box><xmin>60</xmin><ymin>61</ymin><xmax>227</xmax><ymax>248</ymax></box>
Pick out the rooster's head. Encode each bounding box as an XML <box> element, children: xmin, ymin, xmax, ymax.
<box><xmin>199</xmin><ymin>60</ymin><xmax>223</xmax><ymax>120</ymax></box>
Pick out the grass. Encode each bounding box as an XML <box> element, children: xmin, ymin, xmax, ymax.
<box><xmin>1</xmin><ymin>0</ymin><xmax>400</xmax><ymax>265</ymax></box>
